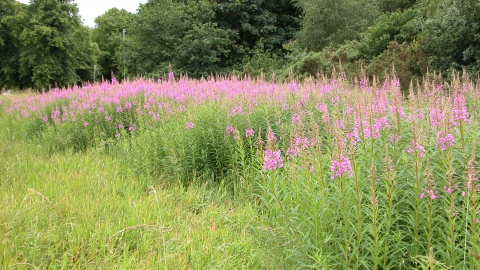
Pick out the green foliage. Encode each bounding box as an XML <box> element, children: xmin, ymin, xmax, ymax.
<box><xmin>92</xmin><ymin>8</ymin><xmax>135</xmax><ymax>81</ymax></box>
<box><xmin>124</xmin><ymin>0</ymin><xmax>301</xmax><ymax>79</ymax></box>
<box><xmin>366</xmin><ymin>41</ymin><xmax>425</xmax><ymax>90</ymax></box>
<box><xmin>418</xmin><ymin>0</ymin><xmax>480</xmax><ymax>77</ymax></box>
<box><xmin>212</xmin><ymin>0</ymin><xmax>301</xmax><ymax>52</ymax></box>
<box><xmin>242</xmin><ymin>49</ymin><xmax>286</xmax><ymax>80</ymax></box>
<box><xmin>18</xmin><ymin>0</ymin><xmax>97</xmax><ymax>89</ymax></box>
<box><xmin>287</xmin><ymin>41</ymin><xmax>364</xmax><ymax>79</ymax></box>
<box><xmin>377</xmin><ymin>0</ymin><xmax>417</xmax><ymax>12</ymax></box>
<box><xmin>0</xmin><ymin>0</ymin><xmax>24</xmax><ymax>89</ymax></box>
<box><xmin>358</xmin><ymin>8</ymin><xmax>421</xmax><ymax>59</ymax></box>
<box><xmin>296</xmin><ymin>0</ymin><xmax>380</xmax><ymax>51</ymax></box>
<box><xmin>175</xmin><ymin>22</ymin><xmax>238</xmax><ymax>77</ymax></box>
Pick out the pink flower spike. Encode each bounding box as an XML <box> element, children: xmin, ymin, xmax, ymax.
<box><xmin>245</xmin><ymin>128</ymin><xmax>254</xmax><ymax>138</ymax></box>
<box><xmin>186</xmin><ymin>122</ymin><xmax>194</xmax><ymax>130</ymax></box>
<box><xmin>263</xmin><ymin>150</ymin><xmax>283</xmax><ymax>171</ymax></box>
<box><xmin>225</xmin><ymin>125</ymin><xmax>235</xmax><ymax>136</ymax></box>
<box><xmin>330</xmin><ymin>154</ymin><xmax>353</xmax><ymax>180</ymax></box>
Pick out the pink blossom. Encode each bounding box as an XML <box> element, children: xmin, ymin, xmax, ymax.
<box><xmin>435</xmin><ymin>132</ymin><xmax>454</xmax><ymax>151</ymax></box>
<box><xmin>452</xmin><ymin>95</ymin><xmax>470</xmax><ymax>126</ymax></box>
<box><xmin>245</xmin><ymin>128</ymin><xmax>254</xmax><ymax>138</ymax></box>
<box><xmin>228</xmin><ymin>106</ymin><xmax>243</xmax><ymax>117</ymax></box>
<box><xmin>263</xmin><ymin>150</ymin><xmax>283</xmax><ymax>170</ymax></box>
<box><xmin>291</xmin><ymin>113</ymin><xmax>301</xmax><ymax>126</ymax></box>
<box><xmin>429</xmin><ymin>107</ymin><xmax>443</xmax><ymax>127</ymax></box>
<box><xmin>316</xmin><ymin>103</ymin><xmax>327</xmax><ymax>113</ymax></box>
<box><xmin>331</xmin><ymin>154</ymin><xmax>353</xmax><ymax>179</ymax></box>
<box><xmin>186</xmin><ymin>122</ymin><xmax>194</xmax><ymax>129</ymax></box>
<box><xmin>407</xmin><ymin>141</ymin><xmax>425</xmax><ymax>157</ymax></box>
<box><xmin>389</xmin><ymin>105</ymin><xmax>405</xmax><ymax>120</ymax></box>
<box><xmin>225</xmin><ymin>125</ymin><xmax>235</xmax><ymax>136</ymax></box>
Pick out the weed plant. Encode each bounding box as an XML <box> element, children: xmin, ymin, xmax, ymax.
<box><xmin>1</xmin><ymin>72</ymin><xmax>479</xmax><ymax>268</ymax></box>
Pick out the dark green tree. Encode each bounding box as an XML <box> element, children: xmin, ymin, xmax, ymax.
<box><xmin>377</xmin><ymin>0</ymin><xmax>417</xmax><ymax>13</ymax></box>
<box><xmin>418</xmin><ymin>0</ymin><xmax>480</xmax><ymax>76</ymax></box>
<box><xmin>0</xmin><ymin>0</ymin><xmax>25</xmax><ymax>89</ymax></box>
<box><xmin>358</xmin><ymin>8</ymin><xmax>421</xmax><ymax>59</ymax></box>
<box><xmin>92</xmin><ymin>8</ymin><xmax>135</xmax><ymax>81</ymax></box>
<box><xmin>73</xmin><ymin>25</ymin><xmax>100</xmax><ymax>83</ymax></box>
<box><xmin>212</xmin><ymin>0</ymin><xmax>301</xmax><ymax>53</ymax></box>
<box><xmin>129</xmin><ymin>0</ymin><xmax>239</xmax><ymax>77</ymax></box>
<box><xmin>18</xmin><ymin>0</ymin><xmax>90</xmax><ymax>89</ymax></box>
<box><xmin>296</xmin><ymin>0</ymin><xmax>379</xmax><ymax>52</ymax></box>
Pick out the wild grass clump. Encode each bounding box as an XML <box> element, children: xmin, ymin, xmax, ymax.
<box><xmin>1</xmin><ymin>71</ymin><xmax>479</xmax><ymax>268</ymax></box>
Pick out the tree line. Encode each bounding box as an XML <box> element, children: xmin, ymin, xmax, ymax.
<box><xmin>1</xmin><ymin>0</ymin><xmax>479</xmax><ymax>90</ymax></box>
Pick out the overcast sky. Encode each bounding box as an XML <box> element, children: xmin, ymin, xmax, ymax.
<box><xmin>16</xmin><ymin>0</ymin><xmax>148</xmax><ymax>28</ymax></box>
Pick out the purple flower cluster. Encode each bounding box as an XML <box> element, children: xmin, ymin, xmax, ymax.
<box><xmin>245</xmin><ymin>128</ymin><xmax>254</xmax><ymax>138</ymax></box>
<box><xmin>225</xmin><ymin>125</ymin><xmax>235</xmax><ymax>136</ymax></box>
<box><xmin>429</xmin><ymin>107</ymin><xmax>443</xmax><ymax>127</ymax></box>
<box><xmin>420</xmin><ymin>189</ymin><xmax>438</xmax><ymax>200</ymax></box>
<box><xmin>407</xmin><ymin>141</ymin><xmax>425</xmax><ymax>157</ymax></box>
<box><xmin>452</xmin><ymin>95</ymin><xmax>470</xmax><ymax>126</ymax></box>
<box><xmin>228</xmin><ymin>106</ymin><xmax>243</xmax><ymax>117</ymax></box>
<box><xmin>263</xmin><ymin>150</ymin><xmax>283</xmax><ymax>171</ymax></box>
<box><xmin>291</xmin><ymin>113</ymin><xmax>301</xmax><ymax>126</ymax></box>
<box><xmin>331</xmin><ymin>154</ymin><xmax>353</xmax><ymax>179</ymax></box>
<box><xmin>435</xmin><ymin>131</ymin><xmax>454</xmax><ymax>151</ymax></box>
<box><xmin>286</xmin><ymin>137</ymin><xmax>315</xmax><ymax>159</ymax></box>
<box><xmin>186</xmin><ymin>122</ymin><xmax>194</xmax><ymax>130</ymax></box>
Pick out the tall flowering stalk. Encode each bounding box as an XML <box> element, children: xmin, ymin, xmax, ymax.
<box><xmin>382</xmin><ymin>147</ymin><xmax>397</xmax><ymax>268</ymax></box>
<box><xmin>464</xmin><ymin>154</ymin><xmax>479</xmax><ymax>268</ymax></box>
<box><xmin>409</xmin><ymin>115</ymin><xmax>425</xmax><ymax>257</ymax></box>
<box><xmin>421</xmin><ymin>163</ymin><xmax>438</xmax><ymax>251</ymax></box>
<box><xmin>452</xmin><ymin>94</ymin><xmax>470</xmax><ymax>150</ymax></box>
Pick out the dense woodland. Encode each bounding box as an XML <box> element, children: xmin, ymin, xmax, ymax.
<box><xmin>0</xmin><ymin>0</ymin><xmax>479</xmax><ymax>90</ymax></box>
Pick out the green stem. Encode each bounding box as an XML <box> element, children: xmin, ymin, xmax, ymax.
<box><xmin>339</xmin><ymin>175</ymin><xmax>350</xmax><ymax>269</ymax></box>
<box><xmin>351</xmin><ymin>153</ymin><xmax>362</xmax><ymax>268</ymax></box>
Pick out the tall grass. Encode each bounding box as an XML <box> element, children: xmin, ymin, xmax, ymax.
<box><xmin>1</xmin><ymin>72</ymin><xmax>479</xmax><ymax>268</ymax></box>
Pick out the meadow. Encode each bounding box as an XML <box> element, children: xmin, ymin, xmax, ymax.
<box><xmin>0</xmin><ymin>71</ymin><xmax>479</xmax><ymax>269</ymax></box>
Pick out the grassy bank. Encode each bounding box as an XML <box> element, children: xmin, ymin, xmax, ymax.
<box><xmin>1</xmin><ymin>73</ymin><xmax>479</xmax><ymax>269</ymax></box>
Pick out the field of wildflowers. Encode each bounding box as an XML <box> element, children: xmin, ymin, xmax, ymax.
<box><xmin>1</xmin><ymin>71</ymin><xmax>479</xmax><ymax>268</ymax></box>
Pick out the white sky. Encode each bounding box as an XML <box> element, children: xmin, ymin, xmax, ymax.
<box><xmin>16</xmin><ymin>0</ymin><xmax>148</xmax><ymax>28</ymax></box>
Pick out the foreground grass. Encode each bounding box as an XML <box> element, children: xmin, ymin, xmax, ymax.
<box><xmin>1</xmin><ymin>73</ymin><xmax>479</xmax><ymax>269</ymax></box>
<box><xmin>0</xmin><ymin>138</ymin><xmax>264</xmax><ymax>269</ymax></box>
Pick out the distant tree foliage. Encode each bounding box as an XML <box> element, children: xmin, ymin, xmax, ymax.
<box><xmin>295</xmin><ymin>0</ymin><xmax>380</xmax><ymax>52</ymax></box>
<box><xmin>92</xmin><ymin>8</ymin><xmax>135</xmax><ymax>81</ymax></box>
<box><xmin>0</xmin><ymin>0</ymin><xmax>23</xmax><ymax>89</ymax></box>
<box><xmin>19</xmin><ymin>0</ymin><xmax>83</xmax><ymax>88</ymax></box>
<box><xmin>1</xmin><ymin>0</ymin><xmax>480</xmax><ymax>89</ymax></box>
<box><xmin>419</xmin><ymin>0</ymin><xmax>480</xmax><ymax>76</ymax></box>
<box><xmin>377</xmin><ymin>0</ymin><xmax>417</xmax><ymax>12</ymax></box>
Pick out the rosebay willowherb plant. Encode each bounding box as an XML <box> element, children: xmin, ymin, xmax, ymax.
<box><xmin>2</xmin><ymin>70</ymin><xmax>479</xmax><ymax>268</ymax></box>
